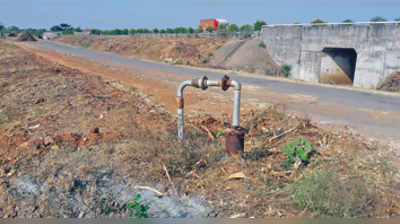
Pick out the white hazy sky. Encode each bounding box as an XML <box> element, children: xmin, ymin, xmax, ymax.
<box><xmin>0</xmin><ymin>0</ymin><xmax>399</xmax><ymax>29</ymax></box>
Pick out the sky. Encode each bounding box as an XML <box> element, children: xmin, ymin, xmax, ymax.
<box><xmin>0</xmin><ymin>0</ymin><xmax>399</xmax><ymax>29</ymax></box>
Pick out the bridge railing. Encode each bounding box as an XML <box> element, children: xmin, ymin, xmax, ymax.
<box><xmin>263</xmin><ymin>21</ymin><xmax>400</xmax><ymax>27</ymax></box>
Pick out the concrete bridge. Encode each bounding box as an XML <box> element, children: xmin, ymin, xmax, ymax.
<box><xmin>261</xmin><ymin>22</ymin><xmax>400</xmax><ymax>89</ymax></box>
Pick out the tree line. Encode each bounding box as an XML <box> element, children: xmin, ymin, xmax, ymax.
<box><xmin>1</xmin><ymin>17</ymin><xmax>400</xmax><ymax>38</ymax></box>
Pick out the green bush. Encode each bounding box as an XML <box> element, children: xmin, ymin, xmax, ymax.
<box><xmin>240</xmin><ymin>24</ymin><xmax>253</xmax><ymax>39</ymax></box>
<box><xmin>196</xmin><ymin>26</ymin><xmax>204</xmax><ymax>33</ymax></box>
<box><xmin>342</xmin><ymin>19</ymin><xmax>354</xmax><ymax>23</ymax></box>
<box><xmin>217</xmin><ymin>24</ymin><xmax>228</xmax><ymax>37</ymax></box>
<box><xmin>90</xmin><ymin>29</ymin><xmax>102</xmax><ymax>35</ymax></box>
<box><xmin>282</xmin><ymin>138</ymin><xmax>315</xmax><ymax>169</ymax></box>
<box><xmin>291</xmin><ymin>170</ymin><xmax>376</xmax><ymax>217</ymax></box>
<box><xmin>126</xmin><ymin>194</ymin><xmax>149</xmax><ymax>218</ymax></box>
<box><xmin>129</xmin><ymin>29</ymin><xmax>136</xmax><ymax>35</ymax></box>
<box><xmin>258</xmin><ymin>41</ymin><xmax>266</xmax><ymax>49</ymax></box>
<box><xmin>254</xmin><ymin>20</ymin><xmax>267</xmax><ymax>31</ymax></box>
<box><xmin>62</xmin><ymin>30</ymin><xmax>74</xmax><ymax>35</ymax></box>
<box><xmin>281</xmin><ymin>64</ymin><xmax>292</xmax><ymax>77</ymax></box>
<box><xmin>206</xmin><ymin>27</ymin><xmax>214</xmax><ymax>33</ymax></box>
<box><xmin>310</xmin><ymin>19</ymin><xmax>326</xmax><ymax>25</ymax></box>
<box><xmin>174</xmin><ymin>27</ymin><xmax>188</xmax><ymax>33</ymax></box>
<box><xmin>229</xmin><ymin>24</ymin><xmax>239</xmax><ymax>33</ymax></box>
<box><xmin>370</xmin><ymin>16</ymin><xmax>387</xmax><ymax>22</ymax></box>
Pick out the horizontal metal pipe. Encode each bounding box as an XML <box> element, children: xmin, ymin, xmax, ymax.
<box><xmin>177</xmin><ymin>76</ymin><xmax>242</xmax><ymax>142</ymax></box>
<box><xmin>206</xmin><ymin>80</ymin><xmax>219</xmax><ymax>87</ymax></box>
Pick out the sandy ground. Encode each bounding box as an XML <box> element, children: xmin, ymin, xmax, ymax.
<box><xmin>19</xmin><ymin>41</ymin><xmax>400</xmax><ymax>142</ymax></box>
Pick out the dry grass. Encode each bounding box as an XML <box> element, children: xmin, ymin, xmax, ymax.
<box><xmin>56</xmin><ymin>35</ymin><xmax>228</xmax><ymax>67</ymax></box>
<box><xmin>0</xmin><ymin>40</ymin><xmax>399</xmax><ymax>218</ymax></box>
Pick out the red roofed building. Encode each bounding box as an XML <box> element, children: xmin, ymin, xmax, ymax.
<box><xmin>200</xmin><ymin>18</ymin><xmax>229</xmax><ymax>32</ymax></box>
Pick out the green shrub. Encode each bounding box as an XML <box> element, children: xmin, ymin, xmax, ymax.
<box><xmin>281</xmin><ymin>64</ymin><xmax>292</xmax><ymax>77</ymax></box>
<box><xmin>291</xmin><ymin>170</ymin><xmax>376</xmax><ymax>217</ymax></box>
<box><xmin>240</xmin><ymin>24</ymin><xmax>253</xmax><ymax>39</ymax></box>
<box><xmin>342</xmin><ymin>19</ymin><xmax>354</xmax><ymax>23</ymax></box>
<box><xmin>258</xmin><ymin>41</ymin><xmax>266</xmax><ymax>49</ymax></box>
<box><xmin>126</xmin><ymin>194</ymin><xmax>149</xmax><ymax>218</ymax></box>
<box><xmin>196</xmin><ymin>26</ymin><xmax>204</xmax><ymax>33</ymax></box>
<box><xmin>254</xmin><ymin>20</ymin><xmax>267</xmax><ymax>31</ymax></box>
<box><xmin>370</xmin><ymin>16</ymin><xmax>387</xmax><ymax>22</ymax></box>
<box><xmin>282</xmin><ymin>138</ymin><xmax>315</xmax><ymax>169</ymax></box>
<box><xmin>206</xmin><ymin>27</ymin><xmax>214</xmax><ymax>33</ymax></box>
<box><xmin>62</xmin><ymin>30</ymin><xmax>74</xmax><ymax>35</ymax></box>
<box><xmin>310</xmin><ymin>19</ymin><xmax>326</xmax><ymax>26</ymax></box>
<box><xmin>228</xmin><ymin>24</ymin><xmax>239</xmax><ymax>33</ymax></box>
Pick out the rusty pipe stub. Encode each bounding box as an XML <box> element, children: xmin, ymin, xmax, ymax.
<box><xmin>225</xmin><ymin>128</ymin><xmax>245</xmax><ymax>155</ymax></box>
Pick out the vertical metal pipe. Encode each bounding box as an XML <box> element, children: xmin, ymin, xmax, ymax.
<box><xmin>177</xmin><ymin>80</ymin><xmax>192</xmax><ymax>143</ymax></box>
<box><xmin>177</xmin><ymin>108</ymin><xmax>184</xmax><ymax>142</ymax></box>
<box><xmin>230</xmin><ymin>80</ymin><xmax>242</xmax><ymax>128</ymax></box>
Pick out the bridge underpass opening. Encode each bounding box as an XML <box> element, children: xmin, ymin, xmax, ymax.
<box><xmin>320</xmin><ymin>48</ymin><xmax>357</xmax><ymax>85</ymax></box>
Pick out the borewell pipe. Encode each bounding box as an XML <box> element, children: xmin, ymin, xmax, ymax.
<box><xmin>177</xmin><ymin>75</ymin><xmax>242</xmax><ymax>143</ymax></box>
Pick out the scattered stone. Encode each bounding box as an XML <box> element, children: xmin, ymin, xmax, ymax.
<box><xmin>28</xmin><ymin>124</ymin><xmax>40</xmax><ymax>130</ymax></box>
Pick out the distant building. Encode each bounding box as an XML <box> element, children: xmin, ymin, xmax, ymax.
<box><xmin>42</xmin><ymin>32</ymin><xmax>59</xmax><ymax>40</ymax></box>
<box><xmin>83</xmin><ymin>29</ymin><xmax>92</xmax><ymax>35</ymax></box>
<box><xmin>200</xmin><ymin>18</ymin><xmax>229</xmax><ymax>32</ymax></box>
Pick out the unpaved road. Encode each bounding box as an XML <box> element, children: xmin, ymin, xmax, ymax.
<box><xmin>24</xmin><ymin>40</ymin><xmax>400</xmax><ymax>140</ymax></box>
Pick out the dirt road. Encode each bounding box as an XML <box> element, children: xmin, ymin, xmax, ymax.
<box><xmin>24</xmin><ymin>40</ymin><xmax>400</xmax><ymax>140</ymax></box>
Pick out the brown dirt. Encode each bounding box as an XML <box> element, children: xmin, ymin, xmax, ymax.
<box><xmin>55</xmin><ymin>35</ymin><xmax>228</xmax><ymax>67</ymax></box>
<box><xmin>55</xmin><ymin>36</ymin><xmax>282</xmax><ymax>76</ymax></box>
<box><xmin>320</xmin><ymin>72</ymin><xmax>353</xmax><ymax>85</ymax></box>
<box><xmin>213</xmin><ymin>39</ymin><xmax>282</xmax><ymax>75</ymax></box>
<box><xmin>378</xmin><ymin>72</ymin><xmax>400</xmax><ymax>92</ymax></box>
<box><xmin>1</xmin><ymin>40</ymin><xmax>399</xmax><ymax>218</ymax></box>
<box><xmin>15</xmin><ymin>31</ymin><xmax>36</xmax><ymax>42</ymax></box>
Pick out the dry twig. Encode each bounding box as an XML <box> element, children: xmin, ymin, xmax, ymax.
<box><xmin>200</xmin><ymin>125</ymin><xmax>215</xmax><ymax>140</ymax></box>
<box><xmin>162</xmin><ymin>162</ymin><xmax>185</xmax><ymax>203</ymax></box>
<box><xmin>268</xmin><ymin>127</ymin><xmax>297</xmax><ymax>143</ymax></box>
<box><xmin>135</xmin><ymin>186</ymin><xmax>168</xmax><ymax>197</ymax></box>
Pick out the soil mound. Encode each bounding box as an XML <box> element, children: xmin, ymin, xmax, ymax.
<box><xmin>16</xmin><ymin>31</ymin><xmax>36</xmax><ymax>42</ymax></box>
<box><xmin>377</xmin><ymin>72</ymin><xmax>400</xmax><ymax>92</ymax></box>
<box><xmin>213</xmin><ymin>39</ymin><xmax>282</xmax><ymax>76</ymax></box>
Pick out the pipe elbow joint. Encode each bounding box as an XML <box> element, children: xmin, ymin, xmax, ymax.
<box><xmin>177</xmin><ymin>80</ymin><xmax>192</xmax><ymax>97</ymax></box>
<box><xmin>230</xmin><ymin>79</ymin><xmax>241</xmax><ymax>91</ymax></box>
